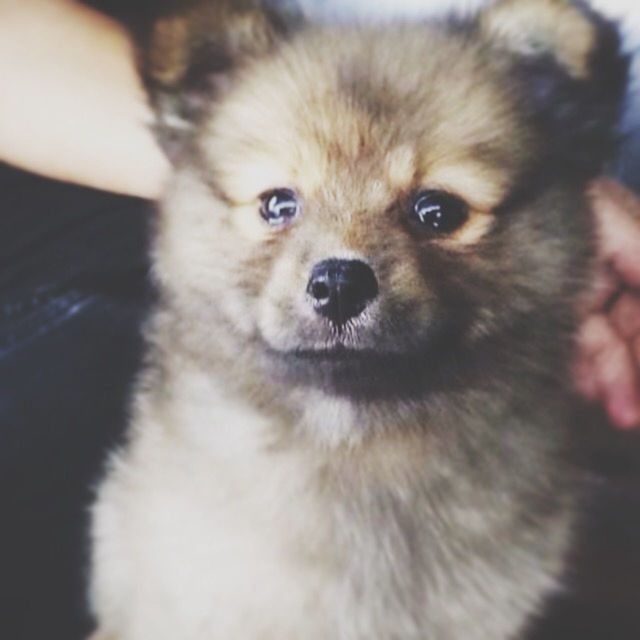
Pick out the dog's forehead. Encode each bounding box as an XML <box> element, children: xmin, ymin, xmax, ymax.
<box><xmin>201</xmin><ymin>24</ymin><xmax>525</xmax><ymax>206</ymax></box>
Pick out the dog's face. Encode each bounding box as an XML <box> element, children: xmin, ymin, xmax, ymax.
<box><xmin>150</xmin><ymin>0</ymin><xmax>626</xmax><ymax>400</ymax></box>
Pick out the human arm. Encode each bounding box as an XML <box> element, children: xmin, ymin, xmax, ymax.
<box><xmin>0</xmin><ymin>0</ymin><xmax>169</xmax><ymax>198</ymax></box>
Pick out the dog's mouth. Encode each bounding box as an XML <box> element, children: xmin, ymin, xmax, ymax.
<box><xmin>254</xmin><ymin>312</ymin><xmax>469</xmax><ymax>399</ymax></box>
<box><xmin>286</xmin><ymin>346</ymin><xmax>399</xmax><ymax>362</ymax></box>
<box><xmin>260</xmin><ymin>343</ymin><xmax>441</xmax><ymax>399</ymax></box>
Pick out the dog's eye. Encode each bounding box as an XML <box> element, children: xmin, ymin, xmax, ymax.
<box><xmin>409</xmin><ymin>190</ymin><xmax>468</xmax><ymax>235</ymax></box>
<box><xmin>259</xmin><ymin>189</ymin><xmax>299</xmax><ymax>226</ymax></box>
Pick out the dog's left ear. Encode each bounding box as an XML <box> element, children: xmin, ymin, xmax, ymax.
<box><xmin>140</xmin><ymin>0</ymin><xmax>302</xmax><ymax>161</ymax></box>
<box><xmin>478</xmin><ymin>0</ymin><xmax>629</xmax><ymax>175</ymax></box>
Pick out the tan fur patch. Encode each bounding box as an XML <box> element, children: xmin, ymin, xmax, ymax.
<box><xmin>148</xmin><ymin>14</ymin><xmax>192</xmax><ymax>87</ymax></box>
<box><xmin>215</xmin><ymin>151</ymin><xmax>296</xmax><ymax>204</ymax></box>
<box><xmin>385</xmin><ymin>145</ymin><xmax>417</xmax><ymax>191</ymax></box>
<box><xmin>439</xmin><ymin>211</ymin><xmax>495</xmax><ymax>249</ymax></box>
<box><xmin>422</xmin><ymin>159</ymin><xmax>510</xmax><ymax>213</ymax></box>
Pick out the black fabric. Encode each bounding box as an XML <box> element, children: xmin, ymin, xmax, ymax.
<box><xmin>0</xmin><ymin>164</ymin><xmax>150</xmax><ymax>639</ymax></box>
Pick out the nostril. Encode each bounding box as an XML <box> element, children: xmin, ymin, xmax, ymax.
<box><xmin>310</xmin><ymin>281</ymin><xmax>330</xmax><ymax>302</ymax></box>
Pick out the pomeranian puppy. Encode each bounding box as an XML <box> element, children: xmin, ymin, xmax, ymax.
<box><xmin>90</xmin><ymin>1</ymin><xmax>628</xmax><ymax>638</ymax></box>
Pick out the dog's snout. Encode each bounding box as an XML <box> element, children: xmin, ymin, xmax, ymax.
<box><xmin>307</xmin><ymin>259</ymin><xmax>378</xmax><ymax>326</ymax></box>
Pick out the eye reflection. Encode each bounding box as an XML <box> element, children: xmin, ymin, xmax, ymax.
<box><xmin>260</xmin><ymin>189</ymin><xmax>299</xmax><ymax>226</ymax></box>
<box><xmin>410</xmin><ymin>190</ymin><xmax>469</xmax><ymax>235</ymax></box>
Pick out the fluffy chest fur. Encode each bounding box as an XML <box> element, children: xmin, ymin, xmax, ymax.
<box><xmin>92</xmin><ymin>356</ymin><xmax>571</xmax><ymax>640</ymax></box>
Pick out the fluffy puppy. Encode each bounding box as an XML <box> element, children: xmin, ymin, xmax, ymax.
<box><xmin>90</xmin><ymin>1</ymin><xmax>628</xmax><ymax>638</ymax></box>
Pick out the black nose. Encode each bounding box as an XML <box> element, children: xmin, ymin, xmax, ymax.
<box><xmin>307</xmin><ymin>259</ymin><xmax>379</xmax><ymax>326</ymax></box>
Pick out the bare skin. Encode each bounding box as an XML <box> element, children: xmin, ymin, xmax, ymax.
<box><xmin>0</xmin><ymin>0</ymin><xmax>170</xmax><ymax>197</ymax></box>
<box><xmin>576</xmin><ymin>179</ymin><xmax>640</xmax><ymax>429</ymax></box>
<box><xmin>0</xmin><ymin>0</ymin><xmax>638</xmax><ymax>428</ymax></box>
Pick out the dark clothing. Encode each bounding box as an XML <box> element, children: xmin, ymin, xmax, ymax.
<box><xmin>0</xmin><ymin>165</ymin><xmax>150</xmax><ymax>639</ymax></box>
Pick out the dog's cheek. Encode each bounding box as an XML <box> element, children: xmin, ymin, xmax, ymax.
<box><xmin>256</xmin><ymin>244</ymin><xmax>316</xmax><ymax>351</ymax></box>
<box><xmin>199</xmin><ymin>231</ymin><xmax>288</xmax><ymax>339</ymax></box>
<box><xmin>152</xmin><ymin>172</ymin><xmax>259</xmax><ymax>334</ymax></box>
<box><xmin>379</xmin><ymin>250</ymin><xmax>440</xmax><ymax>345</ymax></box>
<box><xmin>153</xmin><ymin>172</ymin><xmax>222</xmax><ymax>297</ymax></box>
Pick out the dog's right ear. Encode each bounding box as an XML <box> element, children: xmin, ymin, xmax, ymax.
<box><xmin>141</xmin><ymin>0</ymin><xmax>302</xmax><ymax>160</ymax></box>
<box><xmin>477</xmin><ymin>0</ymin><xmax>629</xmax><ymax>178</ymax></box>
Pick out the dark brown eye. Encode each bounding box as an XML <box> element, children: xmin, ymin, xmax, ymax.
<box><xmin>409</xmin><ymin>190</ymin><xmax>468</xmax><ymax>235</ymax></box>
<box><xmin>259</xmin><ymin>189</ymin><xmax>299</xmax><ymax>226</ymax></box>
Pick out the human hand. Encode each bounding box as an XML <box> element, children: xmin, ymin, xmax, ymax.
<box><xmin>574</xmin><ymin>178</ymin><xmax>640</xmax><ymax>429</ymax></box>
<box><xmin>0</xmin><ymin>0</ymin><xmax>169</xmax><ymax>198</ymax></box>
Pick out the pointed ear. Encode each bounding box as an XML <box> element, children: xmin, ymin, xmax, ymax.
<box><xmin>478</xmin><ymin>0</ymin><xmax>629</xmax><ymax>176</ymax></box>
<box><xmin>479</xmin><ymin>0</ymin><xmax>602</xmax><ymax>79</ymax></box>
<box><xmin>141</xmin><ymin>0</ymin><xmax>302</xmax><ymax>160</ymax></box>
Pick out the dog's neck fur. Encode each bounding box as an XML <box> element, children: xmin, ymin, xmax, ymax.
<box><xmin>112</xmin><ymin>329</ymin><xmax>573</xmax><ymax>639</ymax></box>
